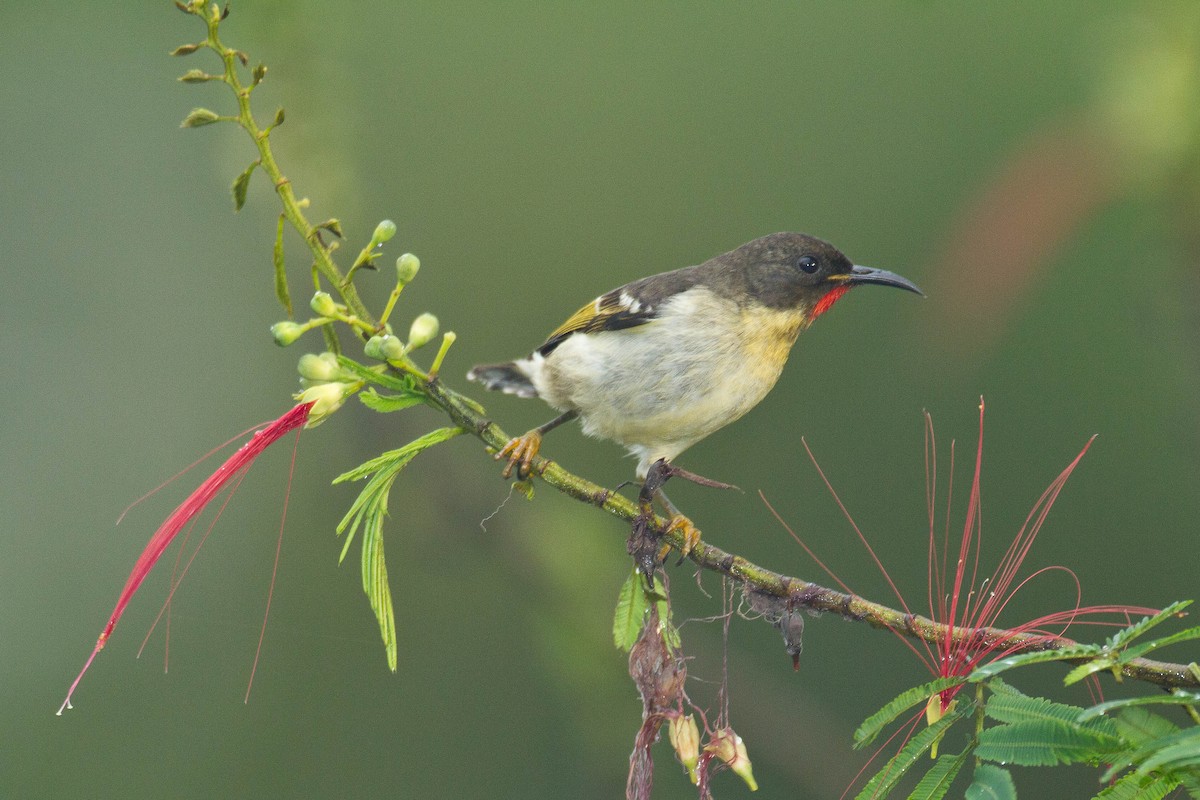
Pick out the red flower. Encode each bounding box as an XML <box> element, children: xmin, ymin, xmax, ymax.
<box><xmin>58</xmin><ymin>402</ymin><xmax>314</xmax><ymax>714</ymax></box>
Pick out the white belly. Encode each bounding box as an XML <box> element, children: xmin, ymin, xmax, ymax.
<box><xmin>523</xmin><ymin>288</ymin><xmax>804</xmax><ymax>476</ymax></box>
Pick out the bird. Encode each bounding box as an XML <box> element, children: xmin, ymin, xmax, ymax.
<box><xmin>468</xmin><ymin>232</ymin><xmax>922</xmax><ymax>555</ymax></box>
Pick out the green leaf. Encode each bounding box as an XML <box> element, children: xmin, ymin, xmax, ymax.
<box><xmin>969</xmin><ymin>644</ymin><xmax>1102</xmax><ymax>680</ymax></box>
<box><xmin>333</xmin><ymin>427</ymin><xmax>463</xmax><ymax>668</ymax></box>
<box><xmin>976</xmin><ymin>719</ymin><xmax>1123</xmax><ymax>767</ymax></box>
<box><xmin>361</xmin><ymin>490</ymin><xmax>397</xmax><ymax>671</ymax></box>
<box><xmin>1101</xmin><ymin>709</ymin><xmax>1187</xmax><ymax>781</ymax></box>
<box><xmin>273</xmin><ymin>214</ymin><xmax>292</xmax><ymax>316</ymax></box>
<box><xmin>1063</xmin><ymin>657</ymin><xmax>1117</xmax><ymax>686</ymax></box>
<box><xmin>986</xmin><ymin>678</ymin><xmax>1117</xmax><ymax>737</ymax></box>
<box><xmin>1099</xmin><ymin>724</ymin><xmax>1200</xmax><ymax>782</ymax></box>
<box><xmin>358</xmin><ymin>387</ymin><xmax>426</xmax><ymax>413</ymax></box>
<box><xmin>1105</xmin><ymin>601</ymin><xmax>1192</xmax><ymax>652</ymax></box>
<box><xmin>612</xmin><ymin>569</ymin><xmax>676</xmax><ymax>652</ymax></box>
<box><xmin>1094</xmin><ymin>772</ymin><xmax>1179</xmax><ymax>800</ymax></box>
<box><xmin>907</xmin><ymin>748</ymin><xmax>971</xmax><ymax>800</ymax></box>
<box><xmin>1116</xmin><ymin>624</ymin><xmax>1200</xmax><ymax>663</ymax></box>
<box><xmin>1080</xmin><ymin>690</ymin><xmax>1200</xmax><ymax>721</ymax></box>
<box><xmin>853</xmin><ymin>705</ymin><xmax>966</xmax><ymax>800</ymax></box>
<box><xmin>231</xmin><ymin>161</ymin><xmax>258</xmax><ymax>211</ymax></box>
<box><xmin>612</xmin><ymin>568</ymin><xmax>648</xmax><ymax>652</ymax></box>
<box><xmin>335</xmin><ymin>427</ymin><xmax>462</xmax><ymax>486</ymax></box>
<box><xmin>853</xmin><ymin>676</ymin><xmax>966</xmax><ymax>748</ymax></box>
<box><xmin>1138</xmin><ymin>727</ymin><xmax>1200</xmax><ymax>775</ymax></box>
<box><xmin>1112</xmin><ymin>707</ymin><xmax>1181</xmax><ymax>746</ymax></box>
<box><xmin>965</xmin><ymin>764</ymin><xmax>1015</xmax><ymax>800</ymax></box>
<box><xmin>180</xmin><ymin>107</ymin><xmax>221</xmax><ymax>127</ymax></box>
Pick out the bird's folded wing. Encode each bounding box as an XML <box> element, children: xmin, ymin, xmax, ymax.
<box><xmin>537</xmin><ymin>288</ymin><xmax>661</xmax><ymax>355</ymax></box>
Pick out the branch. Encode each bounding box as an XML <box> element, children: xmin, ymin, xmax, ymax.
<box><xmin>420</xmin><ymin>379</ymin><xmax>1200</xmax><ymax>692</ymax></box>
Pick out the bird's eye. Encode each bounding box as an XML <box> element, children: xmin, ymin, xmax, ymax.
<box><xmin>797</xmin><ymin>256</ymin><xmax>819</xmax><ymax>274</ymax></box>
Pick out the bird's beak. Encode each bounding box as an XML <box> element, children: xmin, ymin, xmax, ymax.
<box><xmin>835</xmin><ymin>265</ymin><xmax>924</xmax><ymax>296</ymax></box>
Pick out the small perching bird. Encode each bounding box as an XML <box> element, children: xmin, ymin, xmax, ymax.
<box><xmin>468</xmin><ymin>232</ymin><xmax>922</xmax><ymax>553</ymax></box>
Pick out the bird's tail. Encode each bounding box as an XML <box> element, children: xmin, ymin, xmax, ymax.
<box><xmin>466</xmin><ymin>361</ymin><xmax>539</xmax><ymax>398</ymax></box>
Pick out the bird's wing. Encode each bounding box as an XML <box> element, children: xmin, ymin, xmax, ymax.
<box><xmin>536</xmin><ymin>287</ymin><xmax>662</xmax><ymax>356</ymax></box>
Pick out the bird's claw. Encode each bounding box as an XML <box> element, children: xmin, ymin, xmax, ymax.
<box><xmin>659</xmin><ymin>513</ymin><xmax>701</xmax><ymax>560</ymax></box>
<box><xmin>497</xmin><ymin>430</ymin><xmax>543</xmax><ymax>480</ymax></box>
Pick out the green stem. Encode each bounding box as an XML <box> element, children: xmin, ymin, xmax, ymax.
<box><xmin>201</xmin><ymin>8</ymin><xmax>378</xmax><ymax>332</ymax></box>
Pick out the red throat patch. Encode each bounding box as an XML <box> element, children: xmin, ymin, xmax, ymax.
<box><xmin>811</xmin><ymin>284</ymin><xmax>852</xmax><ymax>321</ymax></box>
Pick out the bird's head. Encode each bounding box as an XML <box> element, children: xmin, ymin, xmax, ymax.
<box><xmin>725</xmin><ymin>232</ymin><xmax>923</xmax><ymax>322</ymax></box>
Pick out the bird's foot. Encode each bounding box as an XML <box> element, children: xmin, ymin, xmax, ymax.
<box><xmin>497</xmin><ymin>429</ymin><xmax>542</xmax><ymax>480</ymax></box>
<box><xmin>660</xmin><ymin>513</ymin><xmax>701</xmax><ymax>560</ymax></box>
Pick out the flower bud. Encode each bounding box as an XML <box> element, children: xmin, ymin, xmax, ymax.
<box><xmin>270</xmin><ymin>321</ymin><xmax>305</xmax><ymax>346</ymax></box>
<box><xmin>395</xmin><ymin>253</ymin><xmax>420</xmax><ymax>284</ymax></box>
<box><xmin>364</xmin><ymin>334</ymin><xmax>406</xmax><ymax>361</ymax></box>
<box><xmin>668</xmin><ymin>715</ymin><xmax>701</xmax><ymax>785</ymax></box>
<box><xmin>294</xmin><ymin>381</ymin><xmax>352</xmax><ymax>427</ymax></box>
<box><xmin>297</xmin><ymin>352</ymin><xmax>341</xmax><ymax>382</ymax></box>
<box><xmin>310</xmin><ymin>291</ymin><xmax>338</xmax><ymax>317</ymax></box>
<box><xmin>407</xmin><ymin>313</ymin><xmax>439</xmax><ymax>351</ymax></box>
<box><xmin>372</xmin><ymin>219</ymin><xmax>397</xmax><ymax>244</ymax></box>
<box><xmin>925</xmin><ymin>693</ymin><xmax>957</xmax><ymax>759</ymax></box>
<box><xmin>706</xmin><ymin>728</ymin><xmax>757</xmax><ymax>791</ymax></box>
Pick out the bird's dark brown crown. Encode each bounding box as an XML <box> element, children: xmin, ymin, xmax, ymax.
<box><xmin>648</xmin><ymin>232</ymin><xmax>857</xmax><ymax>311</ymax></box>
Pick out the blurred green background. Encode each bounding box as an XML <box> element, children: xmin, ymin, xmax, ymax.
<box><xmin>4</xmin><ymin>2</ymin><xmax>1199</xmax><ymax>798</ymax></box>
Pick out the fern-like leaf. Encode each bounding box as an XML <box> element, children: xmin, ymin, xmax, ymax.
<box><xmin>976</xmin><ymin>719</ymin><xmax>1123</xmax><ymax>767</ymax></box>
<box><xmin>853</xmin><ymin>704</ymin><xmax>966</xmax><ymax>800</ymax></box>
<box><xmin>853</xmin><ymin>676</ymin><xmax>965</xmax><ymax>748</ymax></box>
<box><xmin>612</xmin><ymin>568</ymin><xmax>649</xmax><ymax>652</ymax></box>
<box><xmin>969</xmin><ymin>643</ymin><xmax>1102</xmax><ymax>681</ymax></box>
<box><xmin>965</xmin><ymin>764</ymin><xmax>1015</xmax><ymax>800</ymax></box>
<box><xmin>908</xmin><ymin>748</ymin><xmax>971</xmax><ymax>800</ymax></box>
<box><xmin>1112</xmin><ymin>707</ymin><xmax>1181</xmax><ymax>746</ymax></box>
<box><xmin>1103</xmin><ymin>601</ymin><xmax>1192</xmax><ymax>652</ymax></box>
<box><xmin>986</xmin><ymin>679</ymin><xmax>1118</xmax><ymax>737</ymax></box>
<box><xmin>1079</xmin><ymin>690</ymin><xmax>1200</xmax><ymax>721</ymax></box>
<box><xmin>1137</xmin><ymin>727</ymin><xmax>1200</xmax><ymax>775</ymax></box>
<box><xmin>1116</xmin><ymin>624</ymin><xmax>1200</xmax><ymax>663</ymax></box>
<box><xmin>332</xmin><ymin>426</ymin><xmax>463</xmax><ymax>668</ymax></box>
<box><xmin>1093</xmin><ymin>772</ymin><xmax>1177</xmax><ymax>800</ymax></box>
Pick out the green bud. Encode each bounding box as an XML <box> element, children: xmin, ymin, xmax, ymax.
<box><xmin>705</xmin><ymin>729</ymin><xmax>756</xmax><ymax>791</ymax></box>
<box><xmin>395</xmin><ymin>253</ymin><xmax>420</xmax><ymax>284</ymax></box>
<box><xmin>668</xmin><ymin>715</ymin><xmax>701</xmax><ymax>785</ymax></box>
<box><xmin>294</xmin><ymin>381</ymin><xmax>353</xmax><ymax>427</ymax></box>
<box><xmin>372</xmin><ymin>219</ymin><xmax>397</xmax><ymax>244</ymax></box>
<box><xmin>270</xmin><ymin>321</ymin><xmax>305</xmax><ymax>346</ymax></box>
<box><xmin>310</xmin><ymin>291</ymin><xmax>338</xmax><ymax>317</ymax></box>
<box><xmin>407</xmin><ymin>313</ymin><xmax>439</xmax><ymax>351</ymax></box>
<box><xmin>180</xmin><ymin>107</ymin><xmax>221</xmax><ymax>128</ymax></box>
<box><xmin>364</xmin><ymin>334</ymin><xmax>405</xmax><ymax>361</ymax></box>
<box><xmin>297</xmin><ymin>352</ymin><xmax>341</xmax><ymax>382</ymax></box>
<box><xmin>178</xmin><ymin>69</ymin><xmax>217</xmax><ymax>83</ymax></box>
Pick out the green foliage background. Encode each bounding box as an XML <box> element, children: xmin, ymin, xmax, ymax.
<box><xmin>3</xmin><ymin>3</ymin><xmax>1198</xmax><ymax>798</ymax></box>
